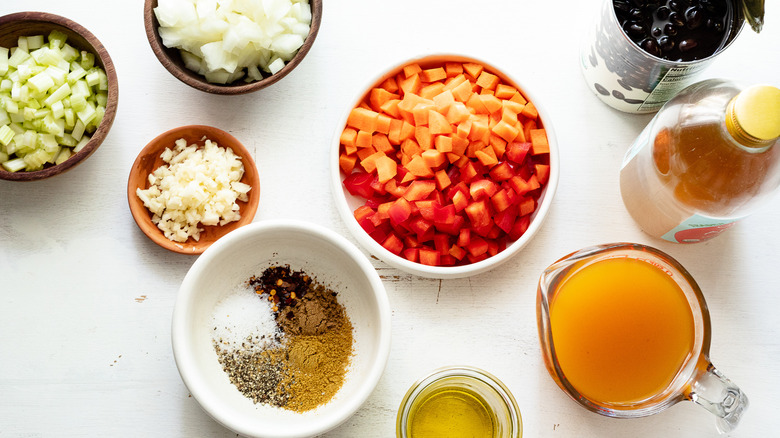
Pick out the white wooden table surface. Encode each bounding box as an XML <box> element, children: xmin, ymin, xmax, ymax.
<box><xmin>1</xmin><ymin>1</ymin><xmax>779</xmax><ymax>437</ymax></box>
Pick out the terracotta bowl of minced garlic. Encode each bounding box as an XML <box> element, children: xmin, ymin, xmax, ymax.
<box><xmin>127</xmin><ymin>125</ymin><xmax>260</xmax><ymax>254</ymax></box>
<box><xmin>172</xmin><ymin>220</ymin><xmax>391</xmax><ymax>438</ymax></box>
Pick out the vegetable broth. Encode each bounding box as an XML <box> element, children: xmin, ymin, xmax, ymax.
<box><xmin>550</xmin><ymin>257</ymin><xmax>695</xmax><ymax>404</ymax></box>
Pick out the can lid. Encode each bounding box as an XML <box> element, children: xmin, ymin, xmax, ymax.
<box><xmin>727</xmin><ymin>85</ymin><xmax>780</xmax><ymax>146</ymax></box>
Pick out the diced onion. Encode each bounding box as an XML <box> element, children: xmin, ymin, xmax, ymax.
<box><xmin>154</xmin><ymin>0</ymin><xmax>312</xmax><ymax>84</ymax></box>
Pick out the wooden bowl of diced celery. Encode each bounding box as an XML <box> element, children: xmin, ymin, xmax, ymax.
<box><xmin>0</xmin><ymin>12</ymin><xmax>118</xmax><ymax>181</ymax></box>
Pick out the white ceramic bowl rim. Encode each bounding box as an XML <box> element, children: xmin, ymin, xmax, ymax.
<box><xmin>171</xmin><ymin>219</ymin><xmax>392</xmax><ymax>437</ymax></box>
<box><xmin>330</xmin><ymin>53</ymin><xmax>560</xmax><ymax>279</ymax></box>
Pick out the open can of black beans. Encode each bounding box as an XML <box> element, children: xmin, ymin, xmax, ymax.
<box><xmin>581</xmin><ymin>0</ymin><xmax>744</xmax><ymax>113</ymax></box>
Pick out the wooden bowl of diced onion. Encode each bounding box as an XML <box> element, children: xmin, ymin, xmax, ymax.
<box><xmin>127</xmin><ymin>125</ymin><xmax>261</xmax><ymax>255</ymax></box>
<box><xmin>0</xmin><ymin>12</ymin><xmax>118</xmax><ymax>181</ymax></box>
<box><xmin>143</xmin><ymin>0</ymin><xmax>322</xmax><ymax>95</ymax></box>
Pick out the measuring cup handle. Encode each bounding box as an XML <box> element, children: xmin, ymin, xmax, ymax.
<box><xmin>687</xmin><ymin>362</ymin><xmax>749</xmax><ymax>433</ymax></box>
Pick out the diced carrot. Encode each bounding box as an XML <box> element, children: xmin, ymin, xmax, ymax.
<box><xmin>428</xmin><ymin>110</ymin><xmax>453</xmax><ymax>135</ymax></box>
<box><xmin>446</xmin><ymin>102</ymin><xmax>470</xmax><ymax>124</ymax></box>
<box><xmin>361</xmin><ymin>150</ymin><xmax>386</xmax><ymax>173</ymax></box>
<box><xmin>343</xmin><ymin>143</ymin><xmax>357</xmax><ymax>156</ymax></box>
<box><xmin>445</xmin><ymin>62</ymin><xmax>463</xmax><ymax>77</ymax></box>
<box><xmin>465</xmin><ymin>93</ymin><xmax>489</xmax><ymax>114</ymax></box>
<box><xmin>501</xmin><ymin>107</ymin><xmax>518</xmax><ymax>125</ymax></box>
<box><xmin>356</xmin><ymin>130</ymin><xmax>373</xmax><ymax>148</ymax></box>
<box><xmin>475</xmin><ymin>147</ymin><xmax>498</xmax><ymax>167</ymax></box>
<box><xmin>413</xmin><ymin>103</ymin><xmax>435</xmax><ymax>126</ymax></box>
<box><xmin>535</xmin><ymin>164</ymin><xmax>550</xmax><ymax>184</ymax></box>
<box><xmin>510</xmin><ymin>92</ymin><xmax>528</xmax><ymax>105</ymax></box>
<box><xmin>489</xmin><ymin>133</ymin><xmax>507</xmax><ymax>159</ymax></box>
<box><xmin>340</xmin><ymin>127</ymin><xmax>358</xmax><ymax>148</ymax></box>
<box><xmin>451</xmin><ymin>79</ymin><xmax>474</xmax><ymax>102</ymax></box>
<box><xmin>476</xmin><ymin>71</ymin><xmax>500</xmax><ymax>90</ymax></box>
<box><xmin>452</xmin><ymin>154</ymin><xmax>469</xmax><ymax>168</ymax></box>
<box><xmin>401</xmin><ymin>171</ymin><xmax>416</xmax><ymax>183</ymax></box>
<box><xmin>463</xmin><ymin>62</ymin><xmax>484</xmax><ymax>79</ymax></box>
<box><xmin>381</xmin><ymin>98</ymin><xmax>401</xmax><ymax>118</ymax></box>
<box><xmin>433</xmin><ymin>89</ymin><xmax>455</xmax><ymax>113</ymax></box>
<box><xmin>375</xmin><ymin>155</ymin><xmax>398</xmax><ymax>183</ymax></box>
<box><xmin>451</xmin><ymin>135</ymin><xmax>469</xmax><ymax>156</ymax></box>
<box><xmin>522</xmin><ymin>118</ymin><xmax>537</xmax><ymax>143</ymax></box>
<box><xmin>435</xmin><ymin>168</ymin><xmax>451</xmax><ymax>190</ymax></box>
<box><xmin>415</xmin><ymin>125</ymin><xmax>433</xmax><ymax>150</ymax></box>
<box><xmin>356</xmin><ymin>146</ymin><xmax>377</xmax><ymax>161</ymax></box>
<box><xmin>469</xmin><ymin>119</ymin><xmax>489</xmax><ymax>142</ymax></box>
<box><xmin>480</xmin><ymin>94</ymin><xmax>503</xmax><ymax>114</ymax></box>
<box><xmin>457</xmin><ymin>119</ymin><xmax>472</xmax><ymax>139</ymax></box>
<box><xmin>370</xmin><ymin>88</ymin><xmax>399</xmax><ymax>112</ymax></box>
<box><xmin>520</xmin><ymin>101</ymin><xmax>538</xmax><ymax>119</ymax></box>
<box><xmin>502</xmin><ymin>99</ymin><xmax>525</xmax><ymax>115</ymax></box>
<box><xmin>358</xmin><ymin>101</ymin><xmax>371</xmax><ymax>110</ymax></box>
<box><xmin>420</xmin><ymin>67</ymin><xmax>446</xmax><ymax>82</ymax></box>
<box><xmin>422</xmin><ymin>149</ymin><xmax>446</xmax><ymax>168</ymax></box>
<box><xmin>398</xmin><ymin>73</ymin><xmax>421</xmax><ymax>95</ymax></box>
<box><xmin>347</xmin><ymin>107</ymin><xmax>380</xmax><ymax>133</ymax></box>
<box><xmin>406</xmin><ymin>154</ymin><xmax>434</xmax><ymax>177</ymax></box>
<box><xmin>403</xmin><ymin>63</ymin><xmax>422</xmax><ymax>78</ymax></box>
<box><xmin>420</xmin><ymin>82</ymin><xmax>445</xmax><ymax>99</ymax></box>
<box><xmin>340</xmin><ymin>153</ymin><xmax>357</xmax><ymax>174</ymax></box>
<box><xmin>435</xmin><ymin>135</ymin><xmax>453</xmax><ymax>153</ymax></box>
<box><xmin>400</xmin><ymin>120</ymin><xmax>416</xmax><ymax>142</ymax></box>
<box><xmin>388</xmin><ymin>118</ymin><xmax>404</xmax><ymax>145</ymax></box>
<box><xmin>376</xmin><ymin>114</ymin><xmax>392</xmax><ymax>134</ymax></box>
<box><xmin>398</xmin><ymin>93</ymin><xmax>432</xmax><ymax>123</ymax></box>
<box><xmin>380</xmin><ymin>76</ymin><xmax>399</xmax><ymax>93</ymax></box>
<box><xmin>530</xmin><ymin>129</ymin><xmax>550</xmax><ymax>155</ymax></box>
<box><xmin>401</xmin><ymin>138</ymin><xmax>422</xmax><ymax>158</ymax></box>
<box><xmin>480</xmin><ymin>88</ymin><xmax>495</xmax><ymax>96</ymax></box>
<box><xmin>373</xmin><ymin>133</ymin><xmax>394</xmax><ymax>154</ymax></box>
<box><xmin>495</xmin><ymin>84</ymin><xmax>517</xmax><ymax>99</ymax></box>
<box><xmin>492</xmin><ymin>120</ymin><xmax>520</xmax><ymax>143</ymax></box>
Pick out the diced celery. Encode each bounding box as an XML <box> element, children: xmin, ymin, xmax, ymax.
<box><xmin>98</xmin><ymin>69</ymin><xmax>108</xmax><ymax>91</ymax></box>
<box><xmin>0</xmin><ymin>108</ymin><xmax>9</xmax><ymax>126</ymax></box>
<box><xmin>42</xmin><ymin>114</ymin><xmax>65</xmax><ymax>136</ymax></box>
<box><xmin>96</xmin><ymin>92</ymin><xmax>107</xmax><ymax>107</ymax></box>
<box><xmin>70</xmin><ymin>94</ymin><xmax>86</xmax><ymax>112</ymax></box>
<box><xmin>72</xmin><ymin>79</ymin><xmax>90</xmax><ymax>98</ymax></box>
<box><xmin>85</xmin><ymin>70</ymin><xmax>100</xmax><ymax>87</ymax></box>
<box><xmin>0</xmin><ymin>151</ymin><xmax>7</xmax><ymax>163</ymax></box>
<box><xmin>48</xmin><ymin>30</ymin><xmax>67</xmax><ymax>49</ymax></box>
<box><xmin>77</xmin><ymin>101</ymin><xmax>96</xmax><ymax>125</ymax></box>
<box><xmin>26</xmin><ymin>35</ymin><xmax>45</xmax><ymax>51</ymax></box>
<box><xmin>23</xmin><ymin>107</ymin><xmax>36</xmax><ymax>121</ymax></box>
<box><xmin>61</xmin><ymin>44</ymin><xmax>79</xmax><ymax>62</ymax></box>
<box><xmin>26</xmin><ymin>98</ymin><xmax>41</xmax><ymax>110</ymax></box>
<box><xmin>39</xmin><ymin>133</ymin><xmax>59</xmax><ymax>152</ymax></box>
<box><xmin>27</xmin><ymin>71</ymin><xmax>55</xmax><ymax>93</ymax></box>
<box><xmin>8</xmin><ymin>123</ymin><xmax>23</xmax><ymax>135</ymax></box>
<box><xmin>10</xmin><ymin>81</ymin><xmax>21</xmax><ymax>100</ymax></box>
<box><xmin>64</xmin><ymin>108</ymin><xmax>75</xmax><ymax>128</ymax></box>
<box><xmin>0</xmin><ymin>47</ymin><xmax>8</xmax><ymax>76</ymax></box>
<box><xmin>9</xmin><ymin>111</ymin><xmax>23</xmax><ymax>124</ymax></box>
<box><xmin>15</xmin><ymin>63</ymin><xmax>32</xmax><ymax>82</ymax></box>
<box><xmin>51</xmin><ymin>100</ymin><xmax>64</xmax><ymax>119</ymax></box>
<box><xmin>22</xmin><ymin>148</ymin><xmax>48</xmax><ymax>170</ymax></box>
<box><xmin>89</xmin><ymin>106</ymin><xmax>105</xmax><ymax>132</ymax></box>
<box><xmin>71</xmin><ymin>119</ymin><xmax>86</xmax><ymax>141</ymax></box>
<box><xmin>8</xmin><ymin>47</ymin><xmax>30</xmax><ymax>68</ymax></box>
<box><xmin>67</xmin><ymin>63</ymin><xmax>87</xmax><ymax>83</ymax></box>
<box><xmin>54</xmin><ymin>147</ymin><xmax>71</xmax><ymax>165</ymax></box>
<box><xmin>46</xmin><ymin>145</ymin><xmax>61</xmax><ymax>163</ymax></box>
<box><xmin>45</xmin><ymin>66</ymin><xmax>67</xmax><ymax>86</ymax></box>
<box><xmin>0</xmin><ymin>124</ymin><xmax>14</xmax><ymax>145</ymax></box>
<box><xmin>79</xmin><ymin>51</ymin><xmax>94</xmax><ymax>70</ymax></box>
<box><xmin>43</xmin><ymin>82</ymin><xmax>71</xmax><ymax>107</ymax></box>
<box><xmin>2</xmin><ymin>156</ymin><xmax>25</xmax><ymax>172</ymax></box>
<box><xmin>16</xmin><ymin>37</ymin><xmax>28</xmax><ymax>53</ymax></box>
<box><xmin>0</xmin><ymin>79</ymin><xmax>11</xmax><ymax>92</ymax></box>
<box><xmin>73</xmin><ymin>134</ymin><xmax>90</xmax><ymax>153</ymax></box>
<box><xmin>3</xmin><ymin>96</ymin><xmax>19</xmax><ymax>114</ymax></box>
<box><xmin>57</xmin><ymin>133</ymin><xmax>76</xmax><ymax>147</ymax></box>
<box><xmin>34</xmin><ymin>108</ymin><xmax>50</xmax><ymax>119</ymax></box>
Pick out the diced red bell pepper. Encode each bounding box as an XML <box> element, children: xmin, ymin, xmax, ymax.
<box><xmin>469</xmin><ymin>179</ymin><xmax>498</xmax><ymax>200</ymax></box>
<box><xmin>457</xmin><ymin>228</ymin><xmax>470</xmax><ymax>247</ymax></box>
<box><xmin>344</xmin><ymin>172</ymin><xmax>375</xmax><ymax>198</ymax></box>
<box><xmin>402</xmin><ymin>247</ymin><xmax>419</xmax><ymax>262</ymax></box>
<box><xmin>488</xmin><ymin>161</ymin><xmax>514</xmax><ymax>181</ymax></box>
<box><xmin>465</xmin><ymin>200</ymin><xmax>491</xmax><ymax>228</ymax></box>
<box><xmin>382</xmin><ymin>233</ymin><xmax>404</xmax><ymax>255</ymax></box>
<box><xmin>433</xmin><ymin>203</ymin><xmax>456</xmax><ymax>225</ymax></box>
<box><xmin>506</xmin><ymin>141</ymin><xmax>531</xmax><ymax>164</ymax></box>
<box><xmin>403</xmin><ymin>180</ymin><xmax>437</xmax><ymax>201</ymax></box>
<box><xmin>490</xmin><ymin>188</ymin><xmax>512</xmax><ymax>212</ymax></box>
<box><xmin>419</xmin><ymin>248</ymin><xmax>440</xmax><ymax>266</ymax></box>
<box><xmin>466</xmin><ymin>236</ymin><xmax>489</xmax><ymax>257</ymax></box>
<box><xmin>388</xmin><ymin>197</ymin><xmax>413</xmax><ymax>225</ymax></box>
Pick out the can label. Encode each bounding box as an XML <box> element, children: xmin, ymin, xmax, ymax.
<box><xmin>638</xmin><ymin>64</ymin><xmax>710</xmax><ymax>112</ymax></box>
<box><xmin>661</xmin><ymin>213</ymin><xmax>738</xmax><ymax>243</ymax></box>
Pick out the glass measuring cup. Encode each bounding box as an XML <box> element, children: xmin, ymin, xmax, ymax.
<box><xmin>537</xmin><ymin>243</ymin><xmax>747</xmax><ymax>433</ymax></box>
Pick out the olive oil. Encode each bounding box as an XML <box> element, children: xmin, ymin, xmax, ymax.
<box><xmin>407</xmin><ymin>386</ymin><xmax>495</xmax><ymax>438</ymax></box>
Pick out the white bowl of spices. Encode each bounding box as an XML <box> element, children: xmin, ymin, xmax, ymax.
<box><xmin>172</xmin><ymin>220</ymin><xmax>392</xmax><ymax>438</ymax></box>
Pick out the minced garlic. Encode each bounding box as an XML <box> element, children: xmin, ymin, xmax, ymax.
<box><xmin>136</xmin><ymin>137</ymin><xmax>251</xmax><ymax>242</ymax></box>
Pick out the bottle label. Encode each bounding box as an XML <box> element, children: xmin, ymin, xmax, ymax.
<box><xmin>661</xmin><ymin>214</ymin><xmax>738</xmax><ymax>243</ymax></box>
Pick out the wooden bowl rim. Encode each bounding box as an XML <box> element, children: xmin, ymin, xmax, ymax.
<box><xmin>126</xmin><ymin>125</ymin><xmax>261</xmax><ymax>255</ymax></box>
<box><xmin>0</xmin><ymin>11</ymin><xmax>119</xmax><ymax>182</ymax></box>
<box><xmin>143</xmin><ymin>0</ymin><xmax>322</xmax><ymax>95</ymax></box>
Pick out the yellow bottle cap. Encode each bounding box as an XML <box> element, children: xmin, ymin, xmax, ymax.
<box><xmin>733</xmin><ymin>85</ymin><xmax>780</xmax><ymax>141</ymax></box>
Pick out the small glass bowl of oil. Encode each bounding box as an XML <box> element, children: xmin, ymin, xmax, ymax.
<box><xmin>396</xmin><ymin>366</ymin><xmax>522</xmax><ymax>438</ymax></box>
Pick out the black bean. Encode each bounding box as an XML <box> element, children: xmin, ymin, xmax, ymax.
<box><xmin>664</xmin><ymin>23</ymin><xmax>678</xmax><ymax>36</ymax></box>
<box><xmin>685</xmin><ymin>7</ymin><xmax>703</xmax><ymax>29</ymax></box>
<box><xmin>659</xmin><ymin>36</ymin><xmax>675</xmax><ymax>52</ymax></box>
<box><xmin>630</xmin><ymin>7</ymin><xmax>646</xmax><ymax>21</ymax></box>
<box><xmin>652</xmin><ymin>26</ymin><xmax>663</xmax><ymax>37</ymax></box>
<box><xmin>624</xmin><ymin>21</ymin><xmax>647</xmax><ymax>40</ymax></box>
<box><xmin>656</xmin><ymin>6</ymin><xmax>671</xmax><ymax>20</ymax></box>
<box><xmin>669</xmin><ymin>12</ymin><xmax>685</xmax><ymax>27</ymax></box>
<box><xmin>640</xmin><ymin>38</ymin><xmax>662</xmax><ymax>57</ymax></box>
<box><xmin>669</xmin><ymin>1</ymin><xmax>682</xmax><ymax>12</ymax></box>
<box><xmin>614</xmin><ymin>0</ymin><xmax>633</xmax><ymax>14</ymax></box>
<box><xmin>678</xmin><ymin>38</ymin><xmax>698</xmax><ymax>52</ymax></box>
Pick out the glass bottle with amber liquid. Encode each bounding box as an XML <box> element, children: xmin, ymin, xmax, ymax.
<box><xmin>620</xmin><ymin>79</ymin><xmax>780</xmax><ymax>243</ymax></box>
